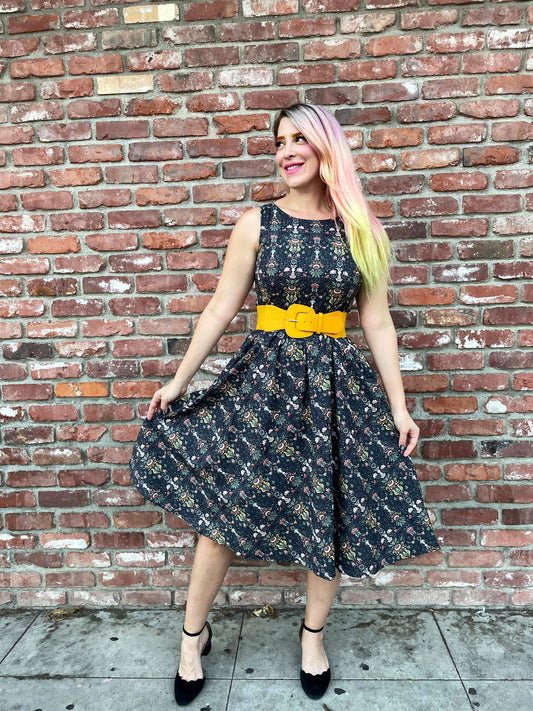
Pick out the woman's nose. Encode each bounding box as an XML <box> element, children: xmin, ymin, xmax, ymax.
<box><xmin>282</xmin><ymin>141</ymin><xmax>295</xmax><ymax>158</ymax></box>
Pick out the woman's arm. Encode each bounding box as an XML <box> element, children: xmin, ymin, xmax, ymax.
<box><xmin>356</xmin><ymin>281</ymin><xmax>420</xmax><ymax>457</ymax></box>
<box><xmin>146</xmin><ymin>207</ymin><xmax>260</xmax><ymax>419</ymax></box>
<box><xmin>173</xmin><ymin>206</ymin><xmax>261</xmax><ymax>385</ymax></box>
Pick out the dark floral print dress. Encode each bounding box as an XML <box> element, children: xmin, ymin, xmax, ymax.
<box><xmin>129</xmin><ymin>202</ymin><xmax>440</xmax><ymax>581</ymax></box>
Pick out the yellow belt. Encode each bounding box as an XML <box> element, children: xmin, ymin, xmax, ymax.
<box><xmin>256</xmin><ymin>303</ymin><xmax>347</xmax><ymax>339</ymax></box>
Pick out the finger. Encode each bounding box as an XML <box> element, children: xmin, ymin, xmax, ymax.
<box><xmin>403</xmin><ymin>430</ymin><xmax>418</xmax><ymax>457</ymax></box>
<box><xmin>147</xmin><ymin>395</ymin><xmax>161</xmax><ymax>420</ymax></box>
<box><xmin>398</xmin><ymin>429</ymin><xmax>407</xmax><ymax>448</ymax></box>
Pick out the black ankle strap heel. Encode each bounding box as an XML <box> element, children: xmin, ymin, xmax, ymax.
<box><xmin>298</xmin><ymin>618</ymin><xmax>331</xmax><ymax>700</ymax></box>
<box><xmin>175</xmin><ymin>620</ymin><xmax>212</xmax><ymax>706</ymax></box>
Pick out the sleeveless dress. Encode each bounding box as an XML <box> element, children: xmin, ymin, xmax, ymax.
<box><xmin>129</xmin><ymin>202</ymin><xmax>440</xmax><ymax>581</ymax></box>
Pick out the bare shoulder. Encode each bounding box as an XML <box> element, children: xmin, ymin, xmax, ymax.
<box><xmin>234</xmin><ymin>205</ymin><xmax>262</xmax><ymax>254</ymax></box>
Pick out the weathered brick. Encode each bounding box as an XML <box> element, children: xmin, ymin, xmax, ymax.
<box><xmin>459</xmin><ymin>98</ymin><xmax>519</xmax><ymax>119</ymax></box>
<box><xmin>365</xmin><ymin>34</ymin><xmax>422</xmax><ymax>57</ymax></box>
<box><xmin>7</xmin><ymin>14</ymin><xmax>59</xmax><ymax>35</ymax></box>
<box><xmin>422</xmin><ymin>77</ymin><xmax>479</xmax><ymax>100</ymax></box>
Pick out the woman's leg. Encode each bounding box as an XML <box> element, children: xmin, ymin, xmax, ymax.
<box><xmin>301</xmin><ymin>566</ymin><xmax>341</xmax><ymax>674</ymax></box>
<box><xmin>178</xmin><ymin>534</ymin><xmax>235</xmax><ymax>680</ymax></box>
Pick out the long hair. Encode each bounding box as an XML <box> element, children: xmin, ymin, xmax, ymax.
<box><xmin>272</xmin><ymin>103</ymin><xmax>390</xmax><ymax>293</ymax></box>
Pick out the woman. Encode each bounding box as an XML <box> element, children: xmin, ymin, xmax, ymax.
<box><xmin>129</xmin><ymin>103</ymin><xmax>440</xmax><ymax>705</ymax></box>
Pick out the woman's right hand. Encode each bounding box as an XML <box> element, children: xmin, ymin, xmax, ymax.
<box><xmin>146</xmin><ymin>380</ymin><xmax>189</xmax><ymax>420</ymax></box>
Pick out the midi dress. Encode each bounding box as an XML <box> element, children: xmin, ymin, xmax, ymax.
<box><xmin>129</xmin><ymin>202</ymin><xmax>440</xmax><ymax>581</ymax></box>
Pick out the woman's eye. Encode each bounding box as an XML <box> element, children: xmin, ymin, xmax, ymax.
<box><xmin>275</xmin><ymin>136</ymin><xmax>306</xmax><ymax>148</ymax></box>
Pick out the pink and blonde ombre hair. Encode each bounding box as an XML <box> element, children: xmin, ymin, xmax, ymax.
<box><xmin>273</xmin><ymin>103</ymin><xmax>391</xmax><ymax>294</ymax></box>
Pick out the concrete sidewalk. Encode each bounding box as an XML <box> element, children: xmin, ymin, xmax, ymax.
<box><xmin>0</xmin><ymin>606</ymin><xmax>532</xmax><ymax>711</ymax></box>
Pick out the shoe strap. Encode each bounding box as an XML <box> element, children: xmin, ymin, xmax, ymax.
<box><xmin>182</xmin><ymin>621</ymin><xmax>206</xmax><ymax>637</ymax></box>
<box><xmin>302</xmin><ymin>620</ymin><xmax>324</xmax><ymax>633</ymax></box>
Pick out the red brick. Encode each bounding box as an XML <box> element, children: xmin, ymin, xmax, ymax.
<box><xmin>10</xmin><ymin>57</ymin><xmax>64</xmax><ymax>78</ymax></box>
<box><xmin>7</xmin><ymin>14</ymin><xmax>59</xmax><ymax>35</ymax></box>
<box><xmin>125</xmin><ymin>97</ymin><xmax>180</xmax><ymax>117</ymax></box>
<box><xmin>452</xmin><ymin>374</ymin><xmax>508</xmax><ymax>392</ymax></box>
<box><xmin>463</xmin><ymin>6</ymin><xmax>521</xmax><ymax>27</ymax></box>
<box><xmin>442</xmin><ymin>508</ymin><xmax>498</xmax><ymax>526</ymax></box>
<box><xmin>401</xmin><ymin>148</ymin><xmax>459</xmax><ymax>170</ymax></box>
<box><xmin>430</xmin><ymin>172</ymin><xmax>487</xmax><ymax>192</ymax></box>
<box><xmin>464</xmin><ymin>145</ymin><xmax>520</xmax><ymax>167</ymax></box>
<box><xmin>495</xmin><ymin>169</ymin><xmax>533</xmax><ymax>189</ymax></box>
<box><xmin>510</xmin><ymin>419</ymin><xmax>533</xmax><ymax>437</ymax></box>
<box><xmin>460</xmin><ymin>285</ymin><xmax>517</xmax><ymax>305</ymax></box>
<box><xmin>401</xmin><ymin>9</ymin><xmax>457</xmax><ymax>31</ymax></box>
<box><xmin>448</xmin><ymin>550</ymin><xmax>504</xmax><ymax>568</ymax></box>
<box><xmin>398</xmin><ymin>287</ymin><xmax>454</xmax><ymax>306</ymax></box>
<box><xmin>477</xmin><ymin>485</ymin><xmax>533</xmax><ymax>505</ymax></box>
<box><xmin>427</xmin><ymin>352</ymin><xmax>483</xmax><ymax>371</ymax></box>
<box><xmin>11</xmin><ymin>102</ymin><xmax>63</xmax><ymax>123</ymax></box>
<box><xmin>362</xmin><ymin>82</ymin><xmax>418</xmax><ymax>103</ymax></box>
<box><xmin>69</xmin><ymin>54</ymin><xmax>123</xmax><ymax>76</ymax></box>
<box><xmin>427</xmin><ymin>571</ymin><xmax>480</xmax><ymax>587</ymax></box>
<box><xmin>367</xmin><ymin>127</ymin><xmax>422</xmax><ymax>149</ymax></box>
<box><xmin>400</xmin><ymin>196</ymin><xmax>458</xmax><ymax>217</ymax></box>
<box><xmin>428</xmin><ymin>124</ymin><xmax>486</xmax><ymax>144</ymax></box>
<box><xmin>185</xmin><ymin>45</ymin><xmax>239</xmax><ymax>68</ymax></box>
<box><xmin>11</xmin><ymin>146</ymin><xmax>63</xmax><ymax>166</ymax></box>
<box><xmin>38</xmin><ymin>123</ymin><xmax>91</xmax><ymax>142</ymax></box>
<box><xmin>339</xmin><ymin>59</ymin><xmax>396</xmax><ymax>82</ymax></box>
<box><xmin>427</xmin><ymin>31</ymin><xmax>484</xmax><ymax>54</ymax></box>
<box><xmin>422</xmin><ymin>77</ymin><xmax>479</xmax><ymax>100</ymax></box>
<box><xmin>425</xmin><ymin>485</ymin><xmax>470</xmax><ymax>503</ymax></box>
<box><xmin>486</xmin><ymin>75</ymin><xmax>533</xmax><ymax>95</ymax></box>
<box><xmin>401</xmin><ymin>56</ymin><xmax>458</xmax><ymax>77</ymax></box>
<box><xmin>450</xmin><ymin>419</ymin><xmax>505</xmax><ymax>437</ymax></box>
<box><xmin>463</xmin><ymin>53</ymin><xmax>521</xmax><ymax>75</ymax></box>
<box><xmin>395</xmin><ymin>242</ymin><xmax>453</xmax><ymax>262</ymax></box>
<box><xmin>21</xmin><ymin>191</ymin><xmax>73</xmax><ymax>211</ymax></box>
<box><xmin>303</xmin><ymin>38</ymin><xmax>360</xmax><ymax>61</ymax></box>
<box><xmin>459</xmin><ymin>98</ymin><xmax>519</xmax><ymax>119</ymax></box>
<box><xmin>423</xmin><ymin>395</ymin><xmax>478</xmax><ymax>414</ymax></box>
<box><xmin>398</xmin><ymin>101</ymin><xmax>456</xmax><ymax>123</ymax></box>
<box><xmin>68</xmin><ymin>98</ymin><xmax>121</xmax><ymax>119</ymax></box>
<box><xmin>0</xmin><ymin>37</ymin><xmax>39</xmax><ymax>58</ymax></box>
<box><xmin>367</xmin><ymin>175</ymin><xmax>424</xmax><ymax>195</ymax></box>
<box><xmin>509</xmin><ymin>550</ymin><xmax>533</xmax><ymax>566</ymax></box>
<box><xmin>455</xmin><ymin>329</ymin><xmax>514</xmax><ymax>349</ymax></box>
<box><xmin>96</xmin><ymin>121</ymin><xmax>149</xmax><ymax>141</ymax></box>
<box><xmin>484</xmin><ymin>306</ymin><xmax>533</xmax><ymax>326</ymax></box>
<box><xmin>453</xmin><ymin>590</ymin><xmax>508</xmax><ymax>606</ymax></box>
<box><xmin>184</xmin><ymin>0</ymin><xmax>239</xmax><ymax>22</ymax></box>
<box><xmin>422</xmin><ymin>440</ymin><xmax>477</xmax><ymax>460</ymax></box>
<box><xmin>353</xmin><ymin>153</ymin><xmax>396</xmax><ymax>173</ymax></box>
<box><xmin>485</xmin><ymin>571</ymin><xmax>533</xmax><ymax>588</ymax></box>
<box><xmin>69</xmin><ymin>145</ymin><xmax>123</xmax><ymax>164</ymax></box>
<box><xmin>481</xmin><ymin>530</ymin><xmax>533</xmax><ymax>547</ymax></box>
<box><xmin>490</xmin><ymin>352</ymin><xmax>533</xmax><ymax>369</ymax></box>
<box><xmin>423</xmin><ymin>309</ymin><xmax>476</xmax><ymax>327</ymax></box>
<box><xmin>43</xmin><ymin>32</ymin><xmax>96</xmax><ymax>56</ymax></box>
<box><xmin>278</xmin><ymin>64</ymin><xmax>333</xmax><ymax>86</ymax></box>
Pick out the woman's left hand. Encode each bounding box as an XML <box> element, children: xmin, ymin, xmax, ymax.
<box><xmin>392</xmin><ymin>409</ymin><xmax>420</xmax><ymax>458</ymax></box>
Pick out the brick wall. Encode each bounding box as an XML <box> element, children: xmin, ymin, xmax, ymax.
<box><xmin>1</xmin><ymin>1</ymin><xmax>532</xmax><ymax>610</ymax></box>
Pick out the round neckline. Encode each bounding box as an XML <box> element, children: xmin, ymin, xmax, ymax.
<box><xmin>272</xmin><ymin>202</ymin><xmax>336</xmax><ymax>223</ymax></box>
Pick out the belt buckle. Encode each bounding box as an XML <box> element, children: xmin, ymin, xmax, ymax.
<box><xmin>285</xmin><ymin>303</ymin><xmax>316</xmax><ymax>338</ymax></box>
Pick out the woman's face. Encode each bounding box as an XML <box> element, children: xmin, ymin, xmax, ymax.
<box><xmin>275</xmin><ymin>116</ymin><xmax>321</xmax><ymax>190</ymax></box>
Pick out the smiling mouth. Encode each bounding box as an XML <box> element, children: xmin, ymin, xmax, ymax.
<box><xmin>284</xmin><ymin>163</ymin><xmax>304</xmax><ymax>174</ymax></box>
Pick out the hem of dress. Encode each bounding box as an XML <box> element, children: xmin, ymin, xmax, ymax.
<box><xmin>134</xmin><ymin>481</ymin><xmax>441</xmax><ymax>583</ymax></box>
